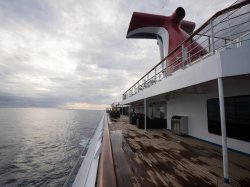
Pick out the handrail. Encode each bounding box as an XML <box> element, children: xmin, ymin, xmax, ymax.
<box><xmin>63</xmin><ymin>114</ymin><xmax>104</xmax><ymax>187</ymax></box>
<box><xmin>122</xmin><ymin>1</ymin><xmax>250</xmax><ymax>100</ymax></box>
<box><xmin>71</xmin><ymin>113</ymin><xmax>105</xmax><ymax>187</ymax></box>
<box><xmin>96</xmin><ymin>114</ymin><xmax>117</xmax><ymax>187</ymax></box>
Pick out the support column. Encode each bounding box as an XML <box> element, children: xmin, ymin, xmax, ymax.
<box><xmin>129</xmin><ymin>103</ymin><xmax>131</xmax><ymax>122</ymax></box>
<box><xmin>144</xmin><ymin>99</ymin><xmax>147</xmax><ymax>132</ymax></box>
<box><xmin>122</xmin><ymin>104</ymin><xmax>123</xmax><ymax>116</ymax></box>
<box><xmin>166</xmin><ymin>100</ymin><xmax>168</xmax><ymax>129</ymax></box>
<box><xmin>218</xmin><ymin>77</ymin><xmax>229</xmax><ymax>184</ymax></box>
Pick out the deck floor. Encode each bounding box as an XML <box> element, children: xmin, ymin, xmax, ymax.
<box><xmin>109</xmin><ymin>116</ymin><xmax>250</xmax><ymax>187</ymax></box>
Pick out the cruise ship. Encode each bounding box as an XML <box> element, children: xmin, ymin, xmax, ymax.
<box><xmin>64</xmin><ymin>1</ymin><xmax>250</xmax><ymax>186</ymax></box>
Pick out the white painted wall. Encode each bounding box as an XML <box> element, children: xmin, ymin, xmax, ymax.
<box><xmin>167</xmin><ymin>78</ymin><xmax>250</xmax><ymax>154</ymax></box>
<box><xmin>221</xmin><ymin>44</ymin><xmax>250</xmax><ymax>77</ymax></box>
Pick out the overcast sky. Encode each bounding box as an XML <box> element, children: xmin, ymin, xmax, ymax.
<box><xmin>0</xmin><ymin>0</ymin><xmax>235</xmax><ymax>109</ymax></box>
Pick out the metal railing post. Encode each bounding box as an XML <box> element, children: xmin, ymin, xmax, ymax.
<box><xmin>208</xmin><ymin>36</ymin><xmax>211</xmax><ymax>52</ymax></box>
<box><xmin>210</xmin><ymin>20</ymin><xmax>215</xmax><ymax>54</ymax></box>
<box><xmin>155</xmin><ymin>68</ymin><xmax>157</xmax><ymax>82</ymax></box>
<box><xmin>181</xmin><ymin>44</ymin><xmax>186</xmax><ymax>68</ymax></box>
<box><xmin>146</xmin><ymin>74</ymin><xmax>150</xmax><ymax>87</ymax></box>
<box><xmin>144</xmin><ymin>98</ymin><xmax>147</xmax><ymax>132</ymax></box>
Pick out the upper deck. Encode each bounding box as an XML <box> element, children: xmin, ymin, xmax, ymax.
<box><xmin>122</xmin><ymin>1</ymin><xmax>250</xmax><ymax>104</ymax></box>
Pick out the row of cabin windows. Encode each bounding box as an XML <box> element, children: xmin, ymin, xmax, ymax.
<box><xmin>207</xmin><ymin>95</ymin><xmax>250</xmax><ymax>142</ymax></box>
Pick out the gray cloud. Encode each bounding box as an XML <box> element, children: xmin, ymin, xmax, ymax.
<box><xmin>0</xmin><ymin>0</ymin><xmax>57</xmax><ymax>31</ymax></box>
<box><xmin>0</xmin><ymin>0</ymin><xmax>235</xmax><ymax>109</ymax></box>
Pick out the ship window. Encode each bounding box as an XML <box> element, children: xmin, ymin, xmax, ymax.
<box><xmin>207</xmin><ymin>95</ymin><xmax>250</xmax><ymax>142</ymax></box>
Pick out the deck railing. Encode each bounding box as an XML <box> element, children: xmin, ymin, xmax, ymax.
<box><xmin>122</xmin><ymin>1</ymin><xmax>250</xmax><ymax>101</ymax></box>
<box><xmin>63</xmin><ymin>113</ymin><xmax>105</xmax><ymax>187</ymax></box>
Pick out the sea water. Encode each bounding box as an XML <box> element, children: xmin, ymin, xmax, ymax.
<box><xmin>0</xmin><ymin>108</ymin><xmax>103</xmax><ymax>186</ymax></box>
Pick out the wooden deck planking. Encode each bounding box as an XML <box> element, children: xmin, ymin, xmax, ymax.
<box><xmin>110</xmin><ymin>130</ymin><xmax>133</xmax><ymax>187</ymax></box>
<box><xmin>109</xmin><ymin>116</ymin><xmax>250</xmax><ymax>187</ymax></box>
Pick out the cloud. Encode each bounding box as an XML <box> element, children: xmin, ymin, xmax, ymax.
<box><xmin>63</xmin><ymin>102</ymin><xmax>109</xmax><ymax>110</ymax></box>
<box><xmin>0</xmin><ymin>0</ymin><xmax>57</xmax><ymax>31</ymax></box>
<box><xmin>0</xmin><ymin>0</ymin><xmax>235</xmax><ymax>109</ymax></box>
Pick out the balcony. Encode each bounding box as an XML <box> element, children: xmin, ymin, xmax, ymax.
<box><xmin>122</xmin><ymin>1</ymin><xmax>250</xmax><ymax>102</ymax></box>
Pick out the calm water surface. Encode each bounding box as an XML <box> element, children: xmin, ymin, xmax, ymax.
<box><xmin>0</xmin><ymin>108</ymin><xmax>103</xmax><ymax>186</ymax></box>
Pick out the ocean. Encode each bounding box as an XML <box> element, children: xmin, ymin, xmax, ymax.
<box><xmin>0</xmin><ymin>108</ymin><xmax>103</xmax><ymax>187</ymax></box>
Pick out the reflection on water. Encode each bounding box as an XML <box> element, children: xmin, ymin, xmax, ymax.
<box><xmin>0</xmin><ymin>108</ymin><xmax>103</xmax><ymax>187</ymax></box>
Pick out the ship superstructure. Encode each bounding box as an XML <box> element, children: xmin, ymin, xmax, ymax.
<box><xmin>121</xmin><ymin>0</ymin><xmax>250</xmax><ymax>184</ymax></box>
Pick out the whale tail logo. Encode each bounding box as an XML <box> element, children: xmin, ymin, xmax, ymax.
<box><xmin>127</xmin><ymin>7</ymin><xmax>207</xmax><ymax>72</ymax></box>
